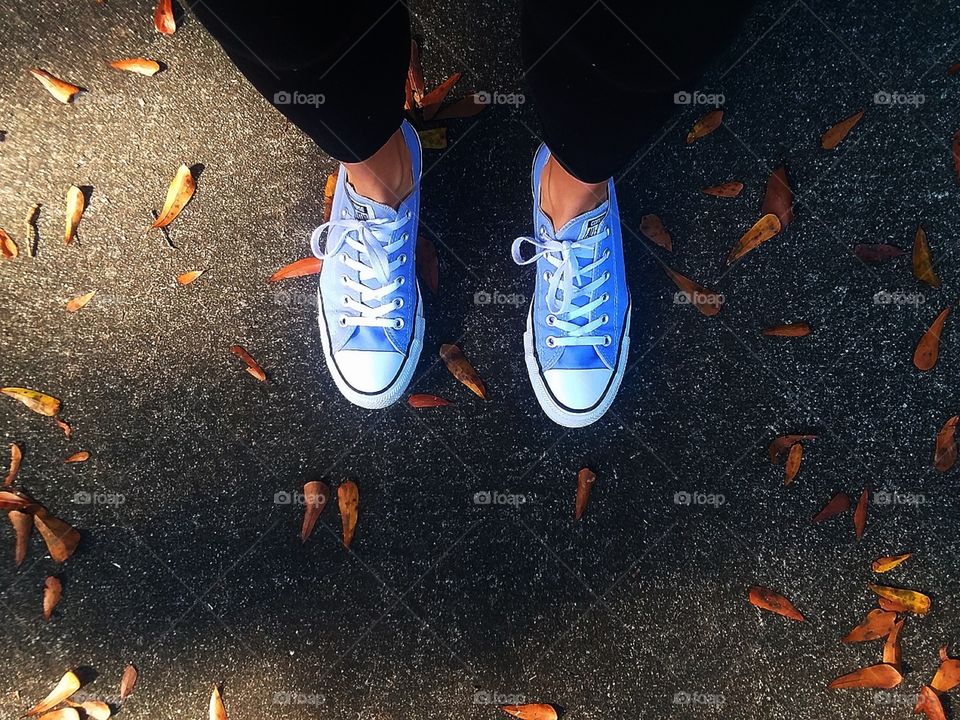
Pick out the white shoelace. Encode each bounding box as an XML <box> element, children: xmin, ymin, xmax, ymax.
<box><xmin>511</xmin><ymin>224</ymin><xmax>612</xmax><ymax>347</ymax></box>
<box><xmin>311</xmin><ymin>211</ymin><xmax>412</xmax><ymax>329</ymax></box>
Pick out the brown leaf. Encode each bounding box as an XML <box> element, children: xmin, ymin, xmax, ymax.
<box><xmin>26</xmin><ymin>670</ymin><xmax>82</xmax><ymax>715</ymax></box>
<box><xmin>64</xmin><ymin>185</ymin><xmax>85</xmax><ymax>245</ymax></box>
<box><xmin>878</xmin><ymin>596</ymin><xmax>910</xmax><ymax>613</ymax></box>
<box><xmin>64</xmin><ymin>451</ymin><xmax>89</xmax><ymax>464</ymax></box>
<box><xmin>762</xmin><ymin>322</ymin><xmax>811</xmax><ymax>337</ymax></box>
<box><xmin>421</xmin><ymin>73</ymin><xmax>463</xmax><ymax>120</ymax></box>
<box><xmin>119</xmin><ymin>664</ymin><xmax>138</xmax><ymax>701</ymax></box>
<box><xmin>33</xmin><ymin>506</ymin><xmax>80</xmax><ymax>563</ymax></box>
<box><xmin>323</xmin><ymin>167</ymin><xmax>339</xmax><ymax>223</ymax></box>
<box><xmin>827</xmin><ymin>662</ymin><xmax>902</xmax><ymax>689</ymax></box>
<box><xmin>0</xmin><ymin>488</ymin><xmax>33</xmax><ymax>512</ymax></box>
<box><xmin>9</xmin><ymin>510</ymin><xmax>33</xmax><ymax>566</ymax></box>
<box><xmin>65</xmin><ymin>701</ymin><xmax>110</xmax><ymax>720</ymax></box>
<box><xmin>912</xmin><ymin>224</ymin><xmax>941</xmax><ymax>288</ymax></box>
<box><xmin>300</xmin><ymin>480</ymin><xmax>330</xmax><ymax>544</ymax></box>
<box><xmin>407</xmin><ymin>39</ymin><xmax>425</xmax><ymax>106</ymax></box>
<box><xmin>686</xmin><ymin>109</ymin><xmax>723</xmax><ymax>144</ymax></box>
<box><xmin>868</xmin><ymin>583</ymin><xmax>931</xmax><ymax>615</ymax></box>
<box><xmin>417</xmin><ymin>127</ymin><xmax>447</xmax><ymax>150</ymax></box>
<box><xmin>748</xmin><ymin>585</ymin><xmax>804</xmax><ymax>621</ymax></box>
<box><xmin>842</xmin><ymin>608</ymin><xmax>896</xmax><ymax>643</ymax></box>
<box><xmin>784</xmin><ymin>443</ymin><xmax>802</xmax><ymax>486</ymax></box>
<box><xmin>872</xmin><ymin>553</ymin><xmax>912</xmax><ymax>573</ymax></box>
<box><xmin>43</xmin><ymin>576</ymin><xmax>62</xmax><ymax>621</ymax></box>
<box><xmin>109</xmin><ymin>58</ymin><xmax>161</xmax><ymax>76</ymax></box>
<box><xmin>812</xmin><ymin>492</ymin><xmax>850</xmax><ymax>524</ymax></box>
<box><xmin>0</xmin><ymin>228</ymin><xmax>18</xmax><ymax>259</ymax></box>
<box><xmin>416</xmin><ymin>235</ymin><xmax>439</xmax><ymax>295</ymax></box>
<box><xmin>725</xmin><ymin>213</ymin><xmax>781</xmax><ymax>265</ymax></box>
<box><xmin>38</xmin><ymin>710</ymin><xmax>80</xmax><ymax>720</ymax></box>
<box><xmin>821</xmin><ymin>110</ymin><xmax>864</xmax><ymax>150</ymax></box>
<box><xmin>30</xmin><ymin>69</ymin><xmax>81</xmax><ymax>104</ymax></box>
<box><xmin>176</xmin><ymin>269</ymin><xmax>205</xmax><ymax>286</ymax></box>
<box><xmin>768</xmin><ymin>434</ymin><xmax>816</xmax><ymax>463</ymax></box>
<box><xmin>854</xmin><ymin>487</ymin><xmax>868</xmax><ymax>539</ymax></box>
<box><xmin>440</xmin><ymin>344</ymin><xmax>486</xmax><ymax>399</ymax></box>
<box><xmin>575</xmin><ymin>467</ymin><xmax>595</xmax><ymax>521</ymax></box>
<box><xmin>229</xmin><ymin>345</ymin><xmax>267</xmax><ymax>382</ymax></box>
<box><xmin>407</xmin><ymin>394</ymin><xmax>451</xmax><ymax>408</ymax></box>
<box><xmin>499</xmin><ymin>704</ymin><xmax>558</xmax><ymax>720</ymax></box>
<box><xmin>151</xmin><ymin>164</ymin><xmax>195</xmax><ymax>229</ymax></box>
<box><xmin>854</xmin><ymin>243</ymin><xmax>904</xmax><ymax>264</ymax></box>
<box><xmin>269</xmin><ymin>257</ymin><xmax>322</xmax><ymax>282</ymax></box>
<box><xmin>934</xmin><ymin>416</ymin><xmax>958</xmax><ymax>472</ymax></box>
<box><xmin>883</xmin><ymin>618</ymin><xmax>904</xmax><ymax>670</ymax></box>
<box><xmin>209</xmin><ymin>687</ymin><xmax>227</xmax><ymax>720</ymax></box>
<box><xmin>640</xmin><ymin>214</ymin><xmax>672</xmax><ymax>251</ymax></box>
<box><xmin>5</xmin><ymin>442</ymin><xmax>22</xmax><ymax>487</ymax></box>
<box><xmin>702</xmin><ymin>181</ymin><xmax>743</xmax><ymax>198</ymax></box>
<box><xmin>66</xmin><ymin>291</ymin><xmax>96</xmax><ymax>313</ymax></box>
<box><xmin>154</xmin><ymin>0</ymin><xmax>176</xmax><ymax>34</ymax></box>
<box><xmin>1</xmin><ymin>387</ymin><xmax>61</xmax><ymax>416</ymax></box>
<box><xmin>760</xmin><ymin>165</ymin><xmax>794</xmax><ymax>228</ymax></box>
<box><xmin>56</xmin><ymin>418</ymin><xmax>72</xmax><ymax>438</ymax></box>
<box><xmin>25</xmin><ymin>204</ymin><xmax>40</xmax><ymax>258</ymax></box>
<box><xmin>915</xmin><ymin>685</ymin><xmax>947</xmax><ymax>720</ymax></box>
<box><xmin>433</xmin><ymin>94</ymin><xmax>486</xmax><ymax>120</ymax></box>
<box><xmin>664</xmin><ymin>266</ymin><xmax>723</xmax><ymax>317</ymax></box>
<box><xmin>932</xmin><ymin>647</ymin><xmax>960</xmax><ymax>692</ymax></box>
<box><xmin>913</xmin><ymin>305</ymin><xmax>951</xmax><ymax>372</ymax></box>
<box><xmin>337</xmin><ymin>480</ymin><xmax>359</xmax><ymax>549</ymax></box>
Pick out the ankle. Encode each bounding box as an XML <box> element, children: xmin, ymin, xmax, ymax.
<box><xmin>343</xmin><ymin>128</ymin><xmax>413</xmax><ymax>209</ymax></box>
<box><xmin>539</xmin><ymin>156</ymin><xmax>608</xmax><ymax>231</ymax></box>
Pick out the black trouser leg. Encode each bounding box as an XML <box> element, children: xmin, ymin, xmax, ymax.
<box><xmin>189</xmin><ymin>0</ymin><xmax>410</xmax><ymax>162</ymax></box>
<box><xmin>520</xmin><ymin>0</ymin><xmax>755</xmax><ymax>183</ymax></box>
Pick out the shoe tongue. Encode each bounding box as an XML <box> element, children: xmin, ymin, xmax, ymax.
<box><xmin>344</xmin><ymin>180</ymin><xmax>398</xmax><ymax>222</ymax></box>
<box><xmin>555</xmin><ymin>201</ymin><xmax>610</xmax><ymax>241</ymax></box>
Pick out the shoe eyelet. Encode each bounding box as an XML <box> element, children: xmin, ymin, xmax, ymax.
<box><xmin>342</xmin><ymin>296</ymin><xmax>351</xmax><ymax>305</ymax></box>
<box><xmin>399</xmin><ymin>254</ymin><xmax>407</xmax><ymax>263</ymax></box>
<box><xmin>341</xmin><ymin>275</ymin><xmax>349</xmax><ymax>284</ymax></box>
<box><xmin>406</xmin><ymin>211</ymin><xmax>412</xmax><ymax>219</ymax></box>
<box><xmin>340</xmin><ymin>253</ymin><xmax>348</xmax><ymax>262</ymax></box>
<box><xmin>546</xmin><ymin>314</ymin><xmax>556</xmax><ymax>326</ymax></box>
<box><xmin>542</xmin><ymin>271</ymin><xmax>552</xmax><ymax>281</ymax></box>
<box><xmin>394</xmin><ymin>298</ymin><xmax>404</xmax><ymax>308</ymax></box>
<box><xmin>545</xmin><ymin>335</ymin><xmax>557</xmax><ymax>348</ymax></box>
<box><xmin>341</xmin><ymin>209</ymin><xmax>348</xmax><ymax>219</ymax></box>
<box><xmin>398</xmin><ymin>276</ymin><xmax>406</xmax><ymax>286</ymax></box>
<box><xmin>601</xmin><ymin>314</ymin><xmax>609</xmax><ymax>324</ymax></box>
<box><xmin>603</xmin><ymin>271</ymin><xmax>610</xmax><ymax>281</ymax></box>
<box><xmin>604</xmin><ymin>249</ymin><xmax>610</xmax><ymax>259</ymax></box>
<box><xmin>602</xmin><ymin>335</ymin><xmax>612</xmax><ymax>346</ymax></box>
<box><xmin>602</xmin><ymin>292</ymin><xmax>610</xmax><ymax>302</ymax></box>
<box><xmin>401</xmin><ymin>232</ymin><xmax>409</xmax><ymax>241</ymax></box>
<box><xmin>539</xmin><ymin>225</ymin><xmax>547</xmax><ymax>238</ymax></box>
<box><xmin>338</xmin><ymin>316</ymin><xmax>348</xmax><ymax>326</ymax></box>
<box><xmin>393</xmin><ymin>318</ymin><xmax>404</xmax><ymax>330</ymax></box>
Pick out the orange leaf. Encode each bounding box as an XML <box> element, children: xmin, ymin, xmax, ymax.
<box><xmin>664</xmin><ymin>266</ymin><xmax>723</xmax><ymax>317</ymax></box>
<box><xmin>119</xmin><ymin>664</ymin><xmax>138</xmax><ymax>700</ymax></box>
<box><xmin>748</xmin><ymin>585</ymin><xmax>804</xmax><ymax>621</ymax></box>
<box><xmin>854</xmin><ymin>243</ymin><xmax>904</xmax><ymax>264</ymax></box>
<box><xmin>854</xmin><ymin>487</ymin><xmax>868</xmax><ymax>539</ymax></box>
<box><xmin>640</xmin><ymin>214</ymin><xmax>672</xmax><ymax>251</ymax></box>
<box><xmin>26</xmin><ymin>670</ymin><xmax>82</xmax><ymax>715</ymax></box>
<box><xmin>64</xmin><ymin>451</ymin><xmax>89</xmax><ymax>464</ymax></box>
<box><xmin>151</xmin><ymin>164</ymin><xmax>195</xmax><ymax>229</ymax></box>
<box><xmin>702</xmin><ymin>181</ymin><xmax>743</xmax><ymax>198</ymax></box>
<box><xmin>407</xmin><ymin>39</ymin><xmax>425</xmax><ymax>106</ymax></box>
<box><xmin>30</xmin><ymin>68</ymin><xmax>81</xmax><ymax>104</ymax></box>
<box><xmin>842</xmin><ymin>608</ymin><xmax>896</xmax><ymax>643</ymax></box>
<box><xmin>56</xmin><ymin>418</ymin><xmax>72</xmax><ymax>438</ymax></box>
<box><xmin>934</xmin><ymin>416</ymin><xmax>958</xmax><ymax>472</ymax></box>
<box><xmin>686</xmin><ymin>109</ymin><xmax>723</xmax><ymax>144</ymax></box>
<box><xmin>440</xmin><ymin>344</ymin><xmax>486</xmax><ymax>399</ymax></box>
<box><xmin>154</xmin><ymin>0</ymin><xmax>176</xmax><ymax>34</ymax></box>
<box><xmin>784</xmin><ymin>443</ymin><xmax>802</xmax><ymax>485</ymax></box>
<box><xmin>5</xmin><ymin>442</ymin><xmax>22</xmax><ymax>487</ymax></box>
<box><xmin>64</xmin><ymin>185</ymin><xmax>85</xmax><ymax>245</ymax></box>
<box><xmin>66</xmin><ymin>291</ymin><xmax>96</xmax><ymax>313</ymax></box>
<box><xmin>575</xmin><ymin>467</ymin><xmax>595</xmax><ymax>521</ymax></box>
<box><xmin>878</xmin><ymin>596</ymin><xmax>910</xmax><ymax>613</ymax></box>
<box><xmin>176</xmin><ymin>269</ymin><xmax>205</xmax><ymax>286</ymax></box>
<box><xmin>872</xmin><ymin>553</ymin><xmax>912</xmax><ymax>573</ymax></box>
<box><xmin>912</xmin><ymin>224</ymin><xmax>941</xmax><ymax>288</ymax></box>
<box><xmin>760</xmin><ymin>165</ymin><xmax>794</xmax><ymax>228</ymax></box>
<box><xmin>868</xmin><ymin>583</ymin><xmax>931</xmax><ymax>615</ymax></box>
<box><xmin>913</xmin><ymin>305</ymin><xmax>951</xmax><ymax>372</ymax></box>
<box><xmin>33</xmin><ymin>506</ymin><xmax>80</xmax><ymax>563</ymax></box>
<box><xmin>64</xmin><ymin>701</ymin><xmax>109</xmax><ymax>720</ymax></box>
<box><xmin>209</xmin><ymin>686</ymin><xmax>227</xmax><ymax>720</ymax></box>
<box><xmin>9</xmin><ymin>510</ymin><xmax>33</xmax><ymax>566</ymax></box>
<box><xmin>408</xmin><ymin>393</ymin><xmax>450</xmax><ymax>408</ymax></box>
<box><xmin>322</xmin><ymin>167</ymin><xmax>339</xmax><ymax>223</ymax></box>
<box><xmin>109</xmin><ymin>58</ymin><xmax>161</xmax><ymax>76</ymax></box>
<box><xmin>915</xmin><ymin>685</ymin><xmax>947</xmax><ymax>720</ymax></box>
<box><xmin>812</xmin><ymin>492</ymin><xmax>850</xmax><ymax>523</ymax></box>
<box><xmin>337</xmin><ymin>480</ymin><xmax>359</xmax><ymax>549</ymax></box>
<box><xmin>39</xmin><ymin>710</ymin><xmax>79</xmax><ymax>720</ymax></box>
<box><xmin>726</xmin><ymin>213</ymin><xmax>781</xmax><ymax>265</ymax></box>
<box><xmin>932</xmin><ymin>646</ymin><xmax>960</xmax><ymax>692</ymax></box>
<box><xmin>229</xmin><ymin>345</ymin><xmax>267</xmax><ymax>382</ymax></box>
<box><xmin>768</xmin><ymin>434</ymin><xmax>816</xmax><ymax>463</ymax></box>
<box><xmin>416</xmin><ymin>235</ymin><xmax>439</xmax><ymax>295</ymax></box>
<box><xmin>762</xmin><ymin>322</ymin><xmax>811</xmax><ymax>337</ymax></box>
<box><xmin>0</xmin><ymin>489</ymin><xmax>33</xmax><ymax>512</ymax></box>
<box><xmin>1</xmin><ymin>387</ymin><xmax>61</xmax><ymax>416</ymax></box>
<box><xmin>300</xmin><ymin>480</ymin><xmax>330</xmax><ymax>544</ymax></box>
<box><xmin>421</xmin><ymin>73</ymin><xmax>463</xmax><ymax>120</ymax></box>
<box><xmin>883</xmin><ymin>618</ymin><xmax>904</xmax><ymax>670</ymax></box>
<box><xmin>269</xmin><ymin>257</ymin><xmax>322</xmax><ymax>282</ymax></box>
<box><xmin>821</xmin><ymin>110</ymin><xmax>864</xmax><ymax>150</ymax></box>
<box><xmin>499</xmin><ymin>704</ymin><xmax>558</xmax><ymax>720</ymax></box>
<box><xmin>43</xmin><ymin>576</ymin><xmax>62</xmax><ymax>621</ymax></box>
<box><xmin>0</xmin><ymin>228</ymin><xmax>18</xmax><ymax>259</ymax></box>
<box><xmin>827</xmin><ymin>662</ymin><xmax>902</xmax><ymax>689</ymax></box>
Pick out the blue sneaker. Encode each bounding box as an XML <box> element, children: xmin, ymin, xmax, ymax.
<box><xmin>511</xmin><ymin>144</ymin><xmax>631</xmax><ymax>427</ymax></box>
<box><xmin>310</xmin><ymin>120</ymin><xmax>423</xmax><ymax>409</ymax></box>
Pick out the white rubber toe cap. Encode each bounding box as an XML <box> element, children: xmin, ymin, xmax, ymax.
<box><xmin>542</xmin><ymin>367</ymin><xmax>613</xmax><ymax>411</ymax></box>
<box><xmin>334</xmin><ymin>349</ymin><xmax>404</xmax><ymax>393</ymax></box>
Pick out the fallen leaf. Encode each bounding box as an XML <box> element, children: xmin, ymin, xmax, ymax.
<box><xmin>702</xmin><ymin>181</ymin><xmax>743</xmax><ymax>198</ymax></box>
<box><xmin>323</xmin><ymin>167</ymin><xmax>339</xmax><ymax>223</ymax></box>
<box><xmin>0</xmin><ymin>228</ymin><xmax>18</xmax><ymax>259</ymax></box>
<box><xmin>884</xmin><ymin>618</ymin><xmax>904</xmax><ymax>670</ymax></box>
<box><xmin>109</xmin><ymin>58</ymin><xmax>161</xmax><ymax>76</ymax></box>
<box><xmin>300</xmin><ymin>480</ymin><xmax>330</xmax><ymax>544</ymax></box>
<box><xmin>26</xmin><ymin>670</ymin><xmax>82</xmax><ymax>715</ymax></box>
<box><xmin>229</xmin><ymin>345</ymin><xmax>266</xmax><ymax>382</ymax></box>
<box><xmin>878</xmin><ymin>596</ymin><xmax>911</xmax><ymax>613</ymax></box>
<box><xmin>408</xmin><ymin>394</ymin><xmax>450</xmax><ymax>408</ymax></box>
<box><xmin>0</xmin><ymin>488</ymin><xmax>33</xmax><ymax>512</ymax></box>
<box><xmin>726</xmin><ymin>213</ymin><xmax>782</xmax><ymax>265</ymax></box>
<box><xmin>812</xmin><ymin>492</ymin><xmax>850</xmax><ymax>523</ymax></box>
<box><xmin>176</xmin><ymin>270</ymin><xmax>205</xmax><ymax>286</ymax></box>
<box><xmin>748</xmin><ymin>585</ymin><xmax>804</xmax><ymax>621</ymax></box>
<box><xmin>1</xmin><ymin>387</ymin><xmax>61</xmax><ymax>416</ymax></box>
<box><xmin>686</xmin><ymin>109</ymin><xmax>723</xmax><ymax>144</ymax></box>
<box><xmin>664</xmin><ymin>266</ymin><xmax>723</xmax><ymax>317</ymax></box>
<box><xmin>932</xmin><ymin>646</ymin><xmax>960</xmax><ymax>692</ymax></box>
<box><xmin>934</xmin><ymin>416</ymin><xmax>957</xmax><ymax>472</ymax></box>
<box><xmin>828</xmin><ymin>663</ymin><xmax>902</xmax><ymax>689</ymax></box>
<box><xmin>209</xmin><ymin>687</ymin><xmax>227</xmax><ymax>720</ymax></box>
<box><xmin>784</xmin><ymin>443</ymin><xmax>802</xmax><ymax>485</ymax></box>
<box><xmin>64</xmin><ymin>185</ymin><xmax>85</xmax><ymax>245</ymax></box>
<box><xmin>38</xmin><ymin>710</ymin><xmax>79</xmax><ymax>720</ymax></box>
<box><xmin>9</xmin><ymin>510</ymin><xmax>33</xmax><ymax>566</ymax></box>
<box><xmin>913</xmin><ymin>305</ymin><xmax>950</xmax><ymax>372</ymax></box>
<box><xmin>640</xmin><ymin>214</ymin><xmax>672</xmax><ymax>251</ymax></box>
<box><xmin>417</xmin><ymin>127</ymin><xmax>447</xmax><ymax>150</ymax></box>
<box><xmin>151</xmin><ymin>164</ymin><xmax>195</xmax><ymax>229</ymax></box>
<box><xmin>416</xmin><ymin>235</ymin><xmax>438</xmax><ymax>295</ymax></box>
<box><xmin>5</xmin><ymin>442</ymin><xmax>22</xmax><ymax>487</ymax></box>
<box><xmin>912</xmin><ymin>225</ymin><xmax>941</xmax><ymax>288</ymax></box>
<box><xmin>439</xmin><ymin>344</ymin><xmax>486</xmax><ymax>399</ymax></box>
<box><xmin>337</xmin><ymin>480</ymin><xmax>359</xmax><ymax>549</ymax></box>
<box><xmin>499</xmin><ymin>704</ymin><xmax>558</xmax><ymax>720</ymax></box>
<box><xmin>854</xmin><ymin>487</ymin><xmax>868</xmax><ymax>539</ymax></box>
<box><xmin>25</xmin><ymin>204</ymin><xmax>40</xmax><ymax>257</ymax></box>
<box><xmin>868</xmin><ymin>583</ymin><xmax>931</xmax><ymax>615</ymax></box>
<box><xmin>421</xmin><ymin>73</ymin><xmax>463</xmax><ymax>120</ymax></box>
<box><xmin>43</xmin><ymin>576</ymin><xmax>62</xmax><ymax>621</ymax></box>
<box><xmin>821</xmin><ymin>110</ymin><xmax>864</xmax><ymax>150</ymax></box>
<box><xmin>64</xmin><ymin>451</ymin><xmax>89</xmax><ymax>464</ymax></box>
<box><xmin>30</xmin><ymin>68</ymin><xmax>81</xmax><ymax>104</ymax></box>
<box><xmin>154</xmin><ymin>0</ymin><xmax>176</xmax><ymax>34</ymax></box>
<box><xmin>768</xmin><ymin>434</ymin><xmax>816</xmax><ymax>463</ymax></box>
<box><xmin>433</xmin><ymin>94</ymin><xmax>486</xmax><ymax>120</ymax></box>
<box><xmin>842</xmin><ymin>608</ymin><xmax>896</xmax><ymax>643</ymax></box>
<box><xmin>65</xmin><ymin>701</ymin><xmax>110</xmax><ymax>720</ymax></box>
<box><xmin>854</xmin><ymin>243</ymin><xmax>904</xmax><ymax>264</ymax></box>
<box><xmin>56</xmin><ymin>418</ymin><xmax>72</xmax><ymax>438</ymax></box>
<box><xmin>269</xmin><ymin>257</ymin><xmax>322</xmax><ymax>282</ymax></box>
<box><xmin>66</xmin><ymin>291</ymin><xmax>95</xmax><ymax>313</ymax></box>
<box><xmin>872</xmin><ymin>553</ymin><xmax>912</xmax><ymax>573</ymax></box>
<box><xmin>119</xmin><ymin>664</ymin><xmax>138</xmax><ymax>701</ymax></box>
<box><xmin>761</xmin><ymin>165</ymin><xmax>794</xmax><ymax>227</ymax></box>
<box><xmin>915</xmin><ymin>686</ymin><xmax>947</xmax><ymax>720</ymax></box>
<box><xmin>575</xmin><ymin>467</ymin><xmax>595</xmax><ymax>521</ymax></box>
<box><xmin>33</xmin><ymin>506</ymin><xmax>80</xmax><ymax>563</ymax></box>
<box><xmin>762</xmin><ymin>322</ymin><xmax>811</xmax><ymax>337</ymax></box>
<box><xmin>407</xmin><ymin>39</ymin><xmax>425</xmax><ymax>106</ymax></box>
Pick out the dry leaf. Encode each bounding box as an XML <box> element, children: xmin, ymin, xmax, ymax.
<box><xmin>337</xmin><ymin>480</ymin><xmax>359</xmax><ymax>549</ymax></box>
<box><xmin>748</xmin><ymin>585</ymin><xmax>804</xmax><ymax>621</ymax></box>
<box><xmin>762</xmin><ymin>322</ymin><xmax>811</xmax><ymax>337</ymax></box>
<box><xmin>842</xmin><ymin>608</ymin><xmax>896</xmax><ymax>643</ymax></box>
<box><xmin>854</xmin><ymin>487</ymin><xmax>868</xmax><ymax>539</ymax></box>
<box><xmin>827</xmin><ymin>663</ymin><xmax>902</xmax><ymax>689</ymax></box>
<box><xmin>5</xmin><ymin>442</ymin><xmax>22</xmax><ymax>487</ymax></box>
<box><xmin>323</xmin><ymin>168</ymin><xmax>339</xmax><ymax>223</ymax></box>
<box><xmin>726</xmin><ymin>213</ymin><xmax>781</xmax><ymax>265</ymax></box>
<box><xmin>439</xmin><ymin>344</ymin><xmax>486</xmax><ymax>399</ymax></box>
<box><xmin>913</xmin><ymin>305</ymin><xmax>950</xmax><ymax>372</ymax></box>
<box><xmin>119</xmin><ymin>664</ymin><xmax>138</xmax><ymax>700</ymax></box>
<box><xmin>26</xmin><ymin>204</ymin><xmax>40</xmax><ymax>258</ymax></box>
<box><xmin>768</xmin><ymin>434</ymin><xmax>816</xmax><ymax>463</ymax></box>
<box><xmin>209</xmin><ymin>687</ymin><xmax>227</xmax><ymax>720</ymax></box>
<box><xmin>151</xmin><ymin>164</ymin><xmax>195</xmax><ymax>229</ymax></box>
<box><xmin>761</xmin><ymin>165</ymin><xmax>794</xmax><ymax>228</ymax></box>
<box><xmin>176</xmin><ymin>270</ymin><xmax>205</xmax><ymax>286</ymax></box>
<box><xmin>499</xmin><ymin>704</ymin><xmax>558</xmax><ymax>720</ymax></box>
<box><xmin>56</xmin><ymin>418</ymin><xmax>72</xmax><ymax>438</ymax></box>
<box><xmin>417</xmin><ymin>128</ymin><xmax>447</xmax><ymax>150</ymax></box>
<box><xmin>640</xmin><ymin>214</ymin><xmax>672</xmax><ymax>251</ymax></box>
<box><xmin>868</xmin><ymin>583</ymin><xmax>931</xmax><ymax>615</ymax></box>
<box><xmin>934</xmin><ymin>416</ymin><xmax>958</xmax><ymax>472</ymax></box>
<box><xmin>269</xmin><ymin>257</ymin><xmax>322</xmax><ymax>282</ymax></box>
<box><xmin>154</xmin><ymin>0</ymin><xmax>176</xmax><ymax>34</ymax></box>
<box><xmin>9</xmin><ymin>510</ymin><xmax>32</xmax><ymax>566</ymax></box>
<box><xmin>1</xmin><ymin>387</ymin><xmax>61</xmax><ymax>416</ymax></box>
<box><xmin>26</xmin><ymin>670</ymin><xmax>82</xmax><ymax>715</ymax></box>
<box><xmin>914</xmin><ymin>685</ymin><xmax>947</xmax><ymax>720</ymax></box>
<box><xmin>109</xmin><ymin>58</ymin><xmax>161</xmax><ymax>76</ymax></box>
<box><xmin>932</xmin><ymin>646</ymin><xmax>960</xmax><ymax>692</ymax></box>
<box><xmin>300</xmin><ymin>480</ymin><xmax>330</xmax><ymax>544</ymax></box>
<box><xmin>883</xmin><ymin>618</ymin><xmax>904</xmax><ymax>670</ymax></box>
<box><xmin>664</xmin><ymin>266</ymin><xmax>723</xmax><ymax>317</ymax></box>
<box><xmin>30</xmin><ymin>68</ymin><xmax>81</xmax><ymax>104</ymax></box>
<box><xmin>575</xmin><ymin>467</ymin><xmax>595</xmax><ymax>521</ymax></box>
<box><xmin>784</xmin><ymin>443</ymin><xmax>802</xmax><ymax>485</ymax></box>
<box><xmin>0</xmin><ymin>228</ymin><xmax>18</xmax><ymax>259</ymax></box>
<box><xmin>702</xmin><ymin>181</ymin><xmax>743</xmax><ymax>198</ymax></box>
<box><xmin>38</xmin><ymin>710</ymin><xmax>79</xmax><ymax>720</ymax></box>
<box><xmin>686</xmin><ymin>109</ymin><xmax>723</xmax><ymax>144</ymax></box>
<box><xmin>416</xmin><ymin>235</ymin><xmax>439</xmax><ymax>295</ymax></box>
<box><xmin>407</xmin><ymin>394</ymin><xmax>450</xmax><ymax>408</ymax></box>
<box><xmin>872</xmin><ymin>553</ymin><xmax>912</xmax><ymax>573</ymax></box>
<box><xmin>33</xmin><ymin>506</ymin><xmax>80</xmax><ymax>563</ymax></box>
<box><xmin>64</xmin><ymin>451</ymin><xmax>89</xmax><ymax>464</ymax></box>
<box><xmin>912</xmin><ymin>225</ymin><xmax>941</xmax><ymax>288</ymax></box>
<box><xmin>66</xmin><ymin>291</ymin><xmax>95</xmax><ymax>313</ymax></box>
<box><xmin>854</xmin><ymin>244</ymin><xmax>904</xmax><ymax>264</ymax></box>
<box><xmin>229</xmin><ymin>345</ymin><xmax>267</xmax><ymax>382</ymax></box>
<box><xmin>64</xmin><ymin>185</ymin><xmax>85</xmax><ymax>245</ymax></box>
<box><xmin>878</xmin><ymin>596</ymin><xmax>911</xmax><ymax>613</ymax></box>
<box><xmin>65</xmin><ymin>701</ymin><xmax>110</xmax><ymax>720</ymax></box>
<box><xmin>421</xmin><ymin>73</ymin><xmax>463</xmax><ymax>120</ymax></box>
<box><xmin>43</xmin><ymin>576</ymin><xmax>62</xmax><ymax>621</ymax></box>
<box><xmin>0</xmin><ymin>488</ymin><xmax>33</xmax><ymax>512</ymax></box>
<box><xmin>812</xmin><ymin>492</ymin><xmax>850</xmax><ymax>523</ymax></box>
<box><xmin>821</xmin><ymin>110</ymin><xmax>864</xmax><ymax>150</ymax></box>
<box><xmin>407</xmin><ymin>39</ymin><xmax>425</xmax><ymax>106</ymax></box>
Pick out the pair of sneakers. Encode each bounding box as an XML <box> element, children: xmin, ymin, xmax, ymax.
<box><xmin>310</xmin><ymin>120</ymin><xmax>631</xmax><ymax>428</ymax></box>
